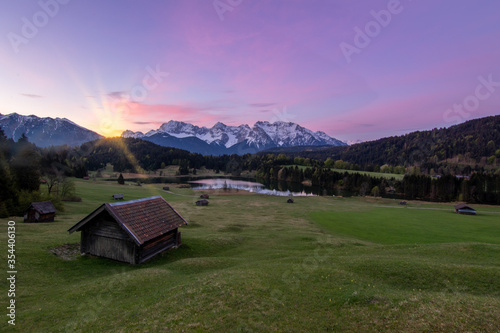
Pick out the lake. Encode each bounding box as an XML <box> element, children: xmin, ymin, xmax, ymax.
<box><xmin>189</xmin><ymin>178</ymin><xmax>317</xmax><ymax>197</ymax></box>
<box><xmin>108</xmin><ymin>175</ymin><xmax>325</xmax><ymax>196</ymax></box>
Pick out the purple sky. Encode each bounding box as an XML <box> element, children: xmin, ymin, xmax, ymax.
<box><xmin>1</xmin><ymin>0</ymin><xmax>499</xmax><ymax>141</ymax></box>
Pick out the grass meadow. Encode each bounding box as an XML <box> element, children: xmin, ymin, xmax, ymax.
<box><xmin>284</xmin><ymin>165</ymin><xmax>405</xmax><ymax>180</ymax></box>
<box><xmin>1</xmin><ymin>179</ymin><xmax>499</xmax><ymax>332</ymax></box>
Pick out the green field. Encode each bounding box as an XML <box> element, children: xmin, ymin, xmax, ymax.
<box><xmin>284</xmin><ymin>165</ymin><xmax>404</xmax><ymax>180</ymax></box>
<box><xmin>1</xmin><ymin>179</ymin><xmax>499</xmax><ymax>332</ymax></box>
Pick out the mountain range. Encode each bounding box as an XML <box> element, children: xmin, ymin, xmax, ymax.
<box><xmin>122</xmin><ymin>120</ymin><xmax>346</xmax><ymax>155</ymax></box>
<box><xmin>1</xmin><ymin>112</ymin><xmax>497</xmax><ymax>168</ymax></box>
<box><xmin>0</xmin><ymin>113</ymin><xmax>103</xmax><ymax>147</ymax></box>
<box><xmin>0</xmin><ymin>113</ymin><xmax>345</xmax><ymax>154</ymax></box>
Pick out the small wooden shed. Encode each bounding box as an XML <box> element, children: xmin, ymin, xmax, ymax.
<box><xmin>68</xmin><ymin>196</ymin><xmax>188</xmax><ymax>264</ymax></box>
<box><xmin>24</xmin><ymin>201</ymin><xmax>56</xmax><ymax>223</ymax></box>
<box><xmin>454</xmin><ymin>204</ymin><xmax>476</xmax><ymax>215</ymax></box>
<box><xmin>196</xmin><ymin>199</ymin><xmax>209</xmax><ymax>206</ymax></box>
<box><xmin>112</xmin><ymin>194</ymin><xmax>124</xmax><ymax>200</ymax></box>
<box><xmin>200</xmin><ymin>194</ymin><xmax>210</xmax><ymax>199</ymax></box>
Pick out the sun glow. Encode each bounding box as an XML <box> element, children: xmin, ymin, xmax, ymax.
<box><xmin>92</xmin><ymin>96</ymin><xmax>135</xmax><ymax>138</ymax></box>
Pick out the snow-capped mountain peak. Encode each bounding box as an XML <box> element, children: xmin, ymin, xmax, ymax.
<box><xmin>0</xmin><ymin>113</ymin><xmax>103</xmax><ymax>147</ymax></box>
<box><xmin>121</xmin><ymin>120</ymin><xmax>345</xmax><ymax>154</ymax></box>
<box><xmin>122</xmin><ymin>130</ymin><xmax>145</xmax><ymax>138</ymax></box>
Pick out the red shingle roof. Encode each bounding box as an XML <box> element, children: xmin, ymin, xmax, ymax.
<box><xmin>68</xmin><ymin>196</ymin><xmax>187</xmax><ymax>245</ymax></box>
<box><xmin>29</xmin><ymin>201</ymin><xmax>56</xmax><ymax>214</ymax></box>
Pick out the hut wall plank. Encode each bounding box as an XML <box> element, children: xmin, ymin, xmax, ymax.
<box><xmin>84</xmin><ymin>216</ymin><xmax>129</xmax><ymax>240</ymax></box>
<box><xmin>88</xmin><ymin>235</ymin><xmax>135</xmax><ymax>264</ymax></box>
<box><xmin>139</xmin><ymin>230</ymin><xmax>178</xmax><ymax>261</ymax></box>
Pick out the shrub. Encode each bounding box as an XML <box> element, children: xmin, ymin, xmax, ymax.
<box><xmin>62</xmin><ymin>196</ymin><xmax>82</xmax><ymax>202</ymax></box>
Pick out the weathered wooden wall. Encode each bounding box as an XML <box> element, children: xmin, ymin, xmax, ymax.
<box><xmin>81</xmin><ymin>212</ymin><xmax>137</xmax><ymax>264</ymax></box>
<box><xmin>24</xmin><ymin>209</ymin><xmax>55</xmax><ymax>222</ymax></box>
<box><xmin>139</xmin><ymin>229</ymin><xmax>178</xmax><ymax>263</ymax></box>
<box><xmin>79</xmin><ymin>211</ymin><xmax>181</xmax><ymax>264</ymax></box>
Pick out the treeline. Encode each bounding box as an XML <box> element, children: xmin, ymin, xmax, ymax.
<box><xmin>1</xmin><ymin>131</ymin><xmax>499</xmax><ymax>217</ymax></box>
<box><xmin>401</xmin><ymin>174</ymin><xmax>500</xmax><ymax>204</ymax></box>
<box><xmin>79</xmin><ymin>139</ymin><xmax>323</xmax><ymax>176</ymax></box>
<box><xmin>257</xmin><ymin>163</ymin><xmax>500</xmax><ymax>204</ymax></box>
<box><xmin>262</xmin><ymin>115</ymin><xmax>500</xmax><ymax>175</ymax></box>
<box><xmin>0</xmin><ymin>133</ymin><xmax>40</xmax><ymax>216</ymax></box>
<box><xmin>36</xmin><ymin>139</ymin><xmax>500</xmax><ymax>205</ymax></box>
<box><xmin>1</xmin><ymin>133</ymin><xmax>55</xmax><ymax>216</ymax></box>
<box><xmin>79</xmin><ymin>138</ymin><xmax>263</xmax><ymax>175</ymax></box>
<box><xmin>256</xmin><ymin>163</ymin><xmax>397</xmax><ymax>197</ymax></box>
<box><xmin>0</xmin><ymin>130</ymin><xmax>85</xmax><ymax>217</ymax></box>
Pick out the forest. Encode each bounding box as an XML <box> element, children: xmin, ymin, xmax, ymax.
<box><xmin>1</xmin><ymin>116</ymin><xmax>500</xmax><ymax>218</ymax></box>
<box><xmin>262</xmin><ymin>115</ymin><xmax>500</xmax><ymax>175</ymax></box>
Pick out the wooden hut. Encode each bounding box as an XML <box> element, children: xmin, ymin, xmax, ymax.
<box><xmin>454</xmin><ymin>204</ymin><xmax>476</xmax><ymax>215</ymax></box>
<box><xmin>112</xmin><ymin>194</ymin><xmax>124</xmax><ymax>200</ymax></box>
<box><xmin>68</xmin><ymin>196</ymin><xmax>188</xmax><ymax>264</ymax></box>
<box><xmin>163</xmin><ymin>186</ymin><xmax>170</xmax><ymax>191</ymax></box>
<box><xmin>24</xmin><ymin>201</ymin><xmax>56</xmax><ymax>223</ymax></box>
<box><xmin>287</xmin><ymin>198</ymin><xmax>294</xmax><ymax>203</ymax></box>
<box><xmin>200</xmin><ymin>194</ymin><xmax>210</xmax><ymax>199</ymax></box>
<box><xmin>196</xmin><ymin>199</ymin><xmax>209</xmax><ymax>206</ymax></box>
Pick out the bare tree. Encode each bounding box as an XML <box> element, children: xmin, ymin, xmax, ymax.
<box><xmin>44</xmin><ymin>166</ymin><xmax>64</xmax><ymax>196</ymax></box>
<box><xmin>60</xmin><ymin>178</ymin><xmax>76</xmax><ymax>199</ymax></box>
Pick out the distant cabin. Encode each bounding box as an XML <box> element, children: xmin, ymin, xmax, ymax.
<box><xmin>24</xmin><ymin>201</ymin><xmax>56</xmax><ymax>223</ymax></box>
<box><xmin>68</xmin><ymin>196</ymin><xmax>188</xmax><ymax>264</ymax></box>
<box><xmin>163</xmin><ymin>186</ymin><xmax>170</xmax><ymax>191</ymax></box>
<box><xmin>200</xmin><ymin>194</ymin><xmax>209</xmax><ymax>199</ymax></box>
<box><xmin>196</xmin><ymin>199</ymin><xmax>209</xmax><ymax>206</ymax></box>
<box><xmin>287</xmin><ymin>198</ymin><xmax>294</xmax><ymax>203</ymax></box>
<box><xmin>454</xmin><ymin>204</ymin><xmax>477</xmax><ymax>215</ymax></box>
<box><xmin>112</xmin><ymin>194</ymin><xmax>124</xmax><ymax>200</ymax></box>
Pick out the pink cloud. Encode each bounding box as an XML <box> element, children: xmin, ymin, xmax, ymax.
<box><xmin>106</xmin><ymin>101</ymin><xmax>226</xmax><ymax>131</ymax></box>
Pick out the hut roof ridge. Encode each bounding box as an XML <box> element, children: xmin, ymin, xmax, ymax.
<box><xmin>30</xmin><ymin>201</ymin><xmax>56</xmax><ymax>214</ymax></box>
<box><xmin>68</xmin><ymin>196</ymin><xmax>187</xmax><ymax>245</ymax></box>
<box><xmin>454</xmin><ymin>203</ymin><xmax>474</xmax><ymax>210</ymax></box>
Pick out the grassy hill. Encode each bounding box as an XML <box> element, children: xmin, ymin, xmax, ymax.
<box><xmin>262</xmin><ymin>115</ymin><xmax>500</xmax><ymax>170</ymax></box>
<box><xmin>1</xmin><ymin>179</ymin><xmax>499</xmax><ymax>332</ymax></box>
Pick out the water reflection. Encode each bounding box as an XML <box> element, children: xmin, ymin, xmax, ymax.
<box><xmin>189</xmin><ymin>178</ymin><xmax>317</xmax><ymax>197</ymax></box>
